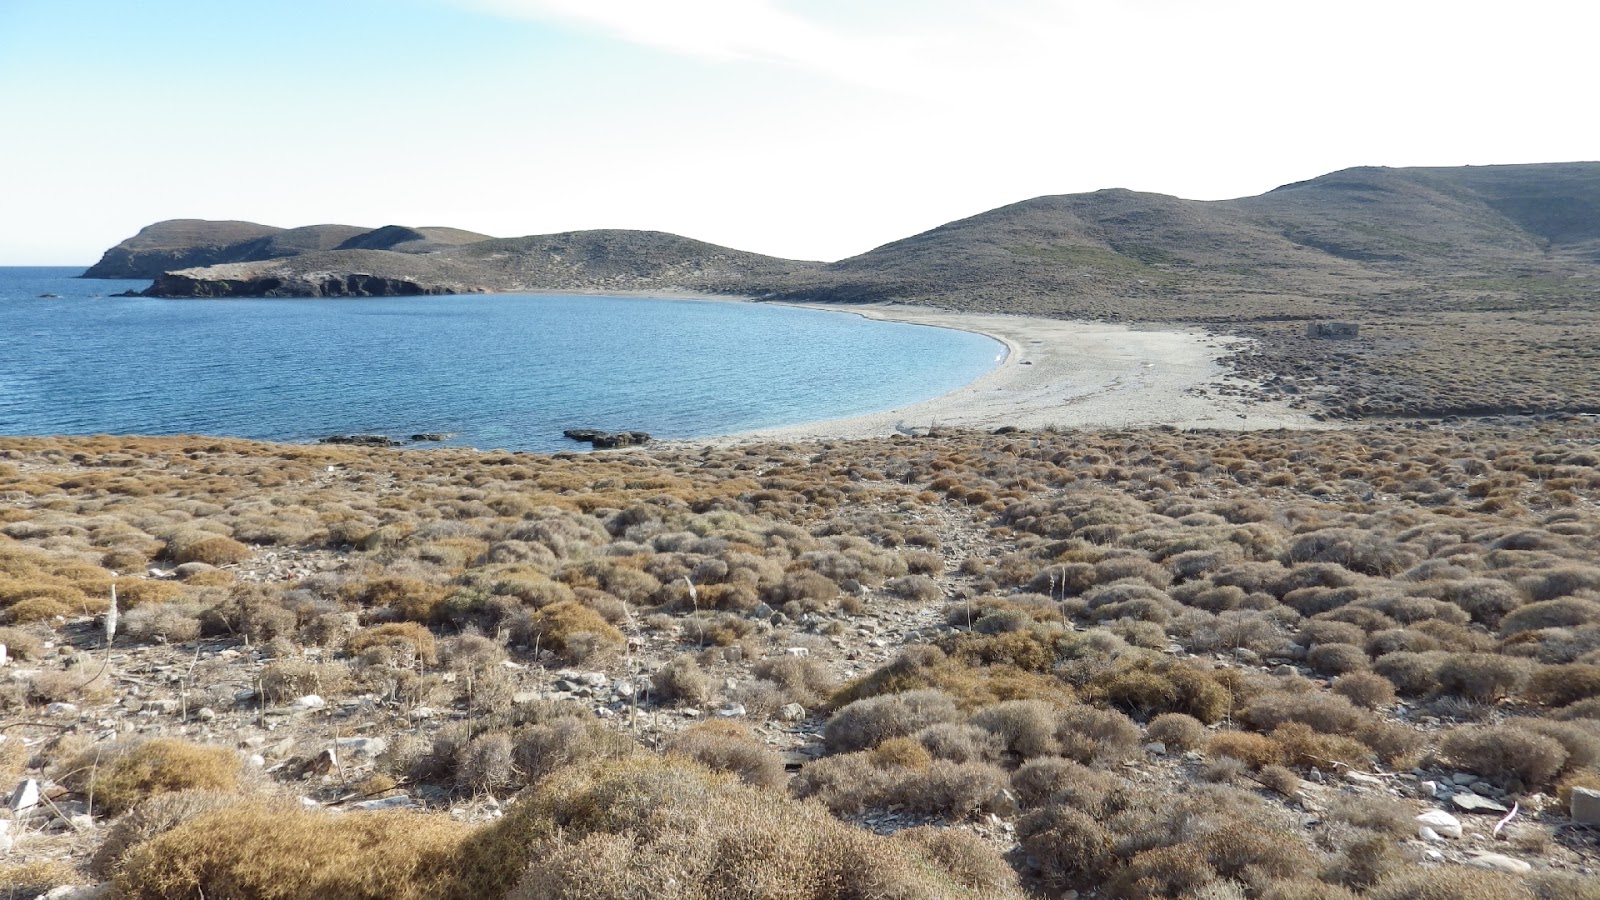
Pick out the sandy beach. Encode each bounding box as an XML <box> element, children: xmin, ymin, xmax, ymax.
<box><xmin>701</xmin><ymin>303</ymin><xmax>1320</xmax><ymax>444</ymax></box>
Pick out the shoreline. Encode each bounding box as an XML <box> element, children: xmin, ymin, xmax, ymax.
<box><xmin>684</xmin><ymin>302</ymin><xmax>1322</xmax><ymax>445</ymax></box>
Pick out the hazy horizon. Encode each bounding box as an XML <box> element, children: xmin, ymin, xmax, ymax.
<box><xmin>4</xmin><ymin>0</ymin><xmax>1597</xmax><ymax>266</ymax></box>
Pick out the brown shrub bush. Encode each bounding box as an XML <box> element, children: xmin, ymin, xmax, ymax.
<box><xmin>1372</xmin><ymin>651</ymin><xmax>1448</xmax><ymax>697</ymax></box>
<box><xmin>825</xmin><ymin>689</ymin><xmax>962</xmax><ymax>753</ymax></box>
<box><xmin>169</xmin><ymin>535</ymin><xmax>251</xmax><ymax>566</ymax></box>
<box><xmin>1440</xmin><ymin>723</ymin><xmax>1568</xmax><ymax>788</ymax></box>
<box><xmin>1207</xmin><ymin>732</ymin><xmax>1284</xmax><ymax>769</ymax></box>
<box><xmin>1527</xmin><ymin>663</ymin><xmax>1600</xmax><ymax>708</ymax></box>
<box><xmin>1365</xmin><ymin>868</ymin><xmax>1535</xmax><ymax>900</ymax></box>
<box><xmin>90</xmin><ymin>789</ymin><xmax>237</xmax><ymax>878</ymax></box>
<box><xmin>667</xmin><ymin>720</ymin><xmax>785</xmax><ymax>788</ymax></box>
<box><xmin>477</xmin><ymin>756</ymin><xmax>1024</xmax><ymax>899</ymax></box>
<box><xmin>1332</xmin><ymin>671</ymin><xmax>1397</xmax><ymax>709</ymax></box>
<box><xmin>512</xmin><ymin>715</ymin><xmax>638</xmax><ymax>785</ymax></box>
<box><xmin>1146</xmin><ymin>712</ymin><xmax>1209</xmax><ymax>752</ymax></box>
<box><xmin>1055</xmin><ymin>703</ymin><xmax>1142</xmax><ymax>766</ymax></box>
<box><xmin>65</xmin><ymin>737</ymin><xmax>242</xmax><ymax>815</ymax></box>
<box><xmin>260</xmin><ymin>657</ymin><xmax>352</xmax><ymax>703</ymax></box>
<box><xmin>1306</xmin><ymin>642</ymin><xmax>1369</xmax><ymax>676</ymax></box>
<box><xmin>1436</xmin><ymin>653</ymin><xmax>1534</xmax><ymax>703</ymax></box>
<box><xmin>526</xmin><ymin>600</ymin><xmax>624</xmax><ymax>663</ymax></box>
<box><xmin>651</xmin><ymin>654</ymin><xmax>713</xmax><ymax>707</ymax></box>
<box><xmin>1269</xmin><ymin>722</ymin><xmax>1372</xmax><ymax>771</ymax></box>
<box><xmin>114</xmin><ymin>800</ymin><xmax>472</xmax><ymax>900</ymax></box>
<box><xmin>970</xmin><ymin>699</ymin><xmax>1061</xmax><ymax>760</ymax></box>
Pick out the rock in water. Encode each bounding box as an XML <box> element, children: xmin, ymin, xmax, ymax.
<box><xmin>563</xmin><ymin>429</ymin><xmax>652</xmax><ymax>449</ymax></box>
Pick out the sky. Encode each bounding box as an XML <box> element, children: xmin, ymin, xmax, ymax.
<box><xmin>1</xmin><ymin>0</ymin><xmax>1596</xmax><ymax>265</ymax></box>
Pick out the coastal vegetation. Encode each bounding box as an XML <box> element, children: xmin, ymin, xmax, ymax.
<box><xmin>4</xmin><ymin>417</ymin><xmax>1600</xmax><ymax>896</ymax></box>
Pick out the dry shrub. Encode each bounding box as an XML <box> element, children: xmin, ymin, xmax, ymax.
<box><xmin>1147</xmin><ymin>712</ymin><xmax>1209</xmax><ymax>752</ymax></box>
<box><xmin>749</xmin><ymin>655</ymin><xmax>836</xmax><ymax>708</ymax></box>
<box><xmin>970</xmin><ymin>699</ymin><xmax>1061</xmax><ymax>760</ymax></box>
<box><xmin>1306</xmin><ymin>642</ymin><xmax>1369</xmax><ymax>676</ymax></box>
<box><xmin>1011</xmin><ymin>757</ymin><xmax>1128</xmax><ymax>811</ymax></box>
<box><xmin>1054</xmin><ymin>703</ymin><xmax>1141</xmax><ymax>767</ymax></box>
<box><xmin>826</xmin><ymin>689</ymin><xmax>963</xmax><ymax>753</ymax></box>
<box><xmin>1556</xmin><ymin>769</ymin><xmax>1600</xmax><ymax>814</ymax></box>
<box><xmin>652</xmin><ymin>654</ymin><xmax>713</xmax><ymax>707</ymax></box>
<box><xmin>1270</xmin><ymin>723</ymin><xmax>1372</xmax><ymax>771</ymax></box>
<box><xmin>1240</xmin><ymin>690</ymin><xmax>1365</xmax><ymax>736</ymax></box>
<box><xmin>1332</xmin><ymin>671</ymin><xmax>1397</xmax><ymax>709</ymax></box>
<box><xmin>1365</xmin><ymin>868</ymin><xmax>1535</xmax><ymax>900</ymax></box>
<box><xmin>1440</xmin><ymin>723</ymin><xmax>1568</xmax><ymax>788</ymax></box>
<box><xmin>453</xmin><ymin>731</ymin><xmax>515</xmax><ymax>795</ymax></box>
<box><xmin>1207</xmin><ymin>732</ymin><xmax>1284</xmax><ymax>769</ymax></box>
<box><xmin>793</xmin><ymin>751</ymin><xmax>1009</xmax><ymax>818</ymax></box>
<box><xmin>1114</xmin><ymin>844</ymin><xmax>1216</xmax><ymax>898</ymax></box>
<box><xmin>1502</xmin><ymin>597</ymin><xmax>1600</xmax><ymax>637</ymax></box>
<box><xmin>667</xmin><ymin>720</ymin><xmax>785</xmax><ymax>788</ymax></box>
<box><xmin>347</xmin><ymin>621</ymin><xmax>440</xmax><ymax>666</ymax></box>
<box><xmin>122</xmin><ymin>602</ymin><xmax>203</xmax><ymax>643</ymax></box>
<box><xmin>526</xmin><ymin>600</ymin><xmax>624</xmax><ymax>663</ymax></box>
<box><xmin>169</xmin><ymin>534</ymin><xmax>252</xmax><ymax>566</ymax></box>
<box><xmin>915</xmin><ymin>722</ymin><xmax>1004</xmax><ymax>764</ymax></box>
<box><xmin>65</xmin><ymin>737</ymin><xmax>242</xmax><ymax>815</ymax></box>
<box><xmin>90</xmin><ymin>789</ymin><xmax>236</xmax><ymax>878</ymax></box>
<box><xmin>1327</xmin><ymin>794</ymin><xmax>1423</xmax><ymax>839</ymax></box>
<box><xmin>474</xmin><ymin>756</ymin><xmax>1023</xmax><ymax>900</ymax></box>
<box><xmin>0</xmin><ymin>625</ymin><xmax>45</xmax><ymax>660</ymax></box>
<box><xmin>202</xmin><ymin>583</ymin><xmax>296</xmax><ymax>641</ymax></box>
<box><xmin>260</xmin><ymin>657</ymin><xmax>351</xmax><ymax>703</ymax></box>
<box><xmin>29</xmin><ymin>653</ymin><xmax>114</xmax><ymax>703</ymax></box>
<box><xmin>361</xmin><ymin>577</ymin><xmax>452</xmax><ymax>623</ymax></box>
<box><xmin>1373</xmin><ymin>651</ymin><xmax>1448</xmax><ymax>697</ymax></box>
<box><xmin>1261</xmin><ymin>881</ymin><xmax>1358</xmax><ymax>900</ymax></box>
<box><xmin>893</xmin><ymin>826</ymin><xmax>1020</xmax><ymax>897</ymax></box>
<box><xmin>1080</xmin><ymin>654</ymin><xmax>1232</xmax><ymax>723</ymax></box>
<box><xmin>832</xmin><ymin>644</ymin><xmax>1075</xmax><ymax>710</ymax></box>
<box><xmin>1527</xmin><ymin>663</ymin><xmax>1600</xmax><ymax>708</ymax></box>
<box><xmin>0</xmin><ymin>861</ymin><xmax>78</xmax><ymax>896</ymax></box>
<box><xmin>1018</xmin><ymin>805</ymin><xmax>1117</xmax><ymax>892</ymax></box>
<box><xmin>114</xmin><ymin>800</ymin><xmax>472</xmax><ymax>900</ymax></box>
<box><xmin>513</xmin><ymin>715</ymin><xmax>639</xmax><ymax>785</ymax></box>
<box><xmin>886</xmin><ymin>574</ymin><xmax>944</xmax><ymax>603</ymax></box>
<box><xmin>1521</xmin><ymin>718</ymin><xmax>1600</xmax><ymax>773</ymax></box>
<box><xmin>1436</xmin><ymin>653</ymin><xmax>1534</xmax><ymax>703</ymax></box>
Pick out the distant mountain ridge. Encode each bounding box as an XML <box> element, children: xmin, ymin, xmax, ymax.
<box><xmin>84</xmin><ymin>220</ymin><xmax>494</xmax><ymax>279</ymax></box>
<box><xmin>91</xmin><ymin>162</ymin><xmax>1600</xmax><ymax>319</ymax></box>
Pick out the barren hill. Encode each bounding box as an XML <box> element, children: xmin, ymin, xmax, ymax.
<box><xmin>84</xmin><ymin>220</ymin><xmax>495</xmax><ymax>279</ymax></box>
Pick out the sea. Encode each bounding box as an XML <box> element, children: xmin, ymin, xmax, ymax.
<box><xmin>0</xmin><ymin>267</ymin><xmax>1003</xmax><ymax>452</ymax></box>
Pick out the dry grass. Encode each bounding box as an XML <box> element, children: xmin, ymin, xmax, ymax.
<box><xmin>64</xmin><ymin>737</ymin><xmax>243</xmax><ymax>815</ymax></box>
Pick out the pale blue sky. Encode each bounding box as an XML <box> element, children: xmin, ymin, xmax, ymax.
<box><xmin>2</xmin><ymin>0</ymin><xmax>1596</xmax><ymax>264</ymax></box>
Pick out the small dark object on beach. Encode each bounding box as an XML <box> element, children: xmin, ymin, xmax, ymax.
<box><xmin>410</xmin><ymin>433</ymin><xmax>453</xmax><ymax>442</ymax></box>
<box><xmin>992</xmin><ymin>426</ymin><xmax>1021</xmax><ymax>435</ymax></box>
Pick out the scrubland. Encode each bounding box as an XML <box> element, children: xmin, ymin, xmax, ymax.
<box><xmin>3</xmin><ymin>418</ymin><xmax>1600</xmax><ymax>898</ymax></box>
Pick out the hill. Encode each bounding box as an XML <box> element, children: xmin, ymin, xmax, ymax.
<box><xmin>145</xmin><ymin>229</ymin><xmax>824</xmax><ymax>298</ymax></box>
<box><xmin>83</xmin><ymin>220</ymin><xmax>495</xmax><ymax>278</ymax></box>
<box><xmin>89</xmin><ymin>163</ymin><xmax>1600</xmax><ymax>420</ymax></box>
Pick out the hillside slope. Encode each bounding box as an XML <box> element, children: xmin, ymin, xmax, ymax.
<box><xmin>84</xmin><ymin>220</ymin><xmax>494</xmax><ymax>278</ymax></box>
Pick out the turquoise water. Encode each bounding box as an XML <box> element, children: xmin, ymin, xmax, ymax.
<box><xmin>0</xmin><ymin>268</ymin><xmax>1002</xmax><ymax>451</ymax></box>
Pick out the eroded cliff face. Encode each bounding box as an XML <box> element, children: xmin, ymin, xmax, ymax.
<box><xmin>147</xmin><ymin>271</ymin><xmax>460</xmax><ymax>298</ymax></box>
